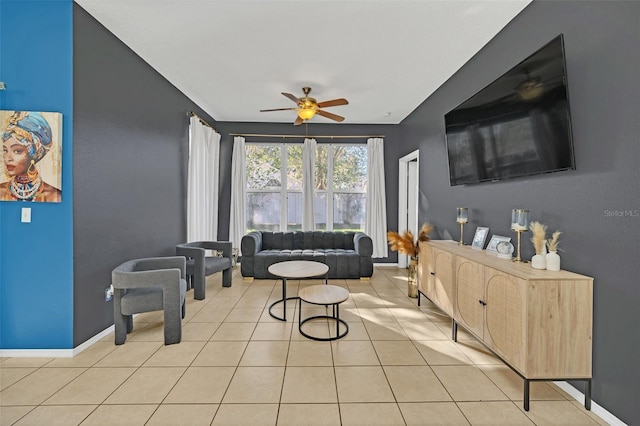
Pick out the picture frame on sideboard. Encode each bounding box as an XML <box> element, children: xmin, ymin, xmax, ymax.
<box><xmin>471</xmin><ymin>227</ymin><xmax>489</xmax><ymax>250</ymax></box>
<box><xmin>486</xmin><ymin>235</ymin><xmax>511</xmax><ymax>254</ymax></box>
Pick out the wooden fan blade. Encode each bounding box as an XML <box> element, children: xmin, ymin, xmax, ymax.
<box><xmin>282</xmin><ymin>92</ymin><xmax>301</xmax><ymax>104</ymax></box>
<box><xmin>260</xmin><ymin>107</ymin><xmax>297</xmax><ymax>112</ymax></box>
<box><xmin>316</xmin><ymin>109</ymin><xmax>345</xmax><ymax>122</ymax></box>
<box><xmin>293</xmin><ymin>116</ymin><xmax>304</xmax><ymax>126</ymax></box>
<box><xmin>317</xmin><ymin>98</ymin><xmax>349</xmax><ymax>108</ymax></box>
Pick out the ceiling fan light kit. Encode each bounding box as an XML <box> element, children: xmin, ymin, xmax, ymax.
<box><xmin>297</xmin><ymin>108</ymin><xmax>316</xmax><ymax>120</ymax></box>
<box><xmin>261</xmin><ymin>86</ymin><xmax>348</xmax><ymax>125</ymax></box>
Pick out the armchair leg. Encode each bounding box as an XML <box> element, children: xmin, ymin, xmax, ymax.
<box><xmin>222</xmin><ymin>267</ymin><xmax>232</xmax><ymax>287</ymax></box>
<box><xmin>193</xmin><ymin>272</ymin><xmax>205</xmax><ymax>300</ymax></box>
<box><xmin>114</xmin><ymin>312</ymin><xmax>128</xmax><ymax>345</ymax></box>
<box><xmin>163</xmin><ymin>304</ymin><xmax>182</xmax><ymax>345</ymax></box>
<box><xmin>125</xmin><ymin>315</ymin><xmax>134</xmax><ymax>334</ymax></box>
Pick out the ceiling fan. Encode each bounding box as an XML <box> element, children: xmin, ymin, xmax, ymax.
<box><xmin>260</xmin><ymin>87</ymin><xmax>349</xmax><ymax>125</ymax></box>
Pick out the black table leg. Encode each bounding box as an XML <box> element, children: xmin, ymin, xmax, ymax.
<box><xmin>282</xmin><ymin>278</ymin><xmax>287</xmax><ymax>320</ymax></box>
<box><xmin>524</xmin><ymin>379</ymin><xmax>530</xmax><ymax>411</ymax></box>
<box><xmin>268</xmin><ymin>277</ymin><xmax>299</xmax><ymax>321</ymax></box>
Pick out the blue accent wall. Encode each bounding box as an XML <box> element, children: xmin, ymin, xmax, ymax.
<box><xmin>0</xmin><ymin>0</ymin><xmax>74</xmax><ymax>349</ymax></box>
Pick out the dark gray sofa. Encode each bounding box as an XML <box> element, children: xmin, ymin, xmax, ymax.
<box><xmin>241</xmin><ymin>231</ymin><xmax>374</xmax><ymax>279</ymax></box>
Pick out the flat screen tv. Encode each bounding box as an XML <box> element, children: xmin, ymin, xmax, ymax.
<box><xmin>445</xmin><ymin>34</ymin><xmax>575</xmax><ymax>186</ymax></box>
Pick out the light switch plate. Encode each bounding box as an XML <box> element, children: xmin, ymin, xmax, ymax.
<box><xmin>21</xmin><ymin>207</ymin><xmax>31</xmax><ymax>223</ymax></box>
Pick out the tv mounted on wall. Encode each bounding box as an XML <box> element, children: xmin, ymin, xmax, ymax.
<box><xmin>444</xmin><ymin>34</ymin><xmax>575</xmax><ymax>186</ymax></box>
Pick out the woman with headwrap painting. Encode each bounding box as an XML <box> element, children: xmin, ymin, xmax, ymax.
<box><xmin>1</xmin><ymin>111</ymin><xmax>61</xmax><ymax>202</ymax></box>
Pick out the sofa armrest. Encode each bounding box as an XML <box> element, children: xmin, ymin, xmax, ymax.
<box><xmin>354</xmin><ymin>232</ymin><xmax>373</xmax><ymax>256</ymax></box>
<box><xmin>241</xmin><ymin>232</ymin><xmax>263</xmax><ymax>256</ymax></box>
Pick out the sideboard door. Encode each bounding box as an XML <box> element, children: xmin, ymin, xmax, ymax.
<box><xmin>484</xmin><ymin>267</ymin><xmax>526</xmax><ymax>374</ymax></box>
<box><xmin>454</xmin><ymin>257</ymin><xmax>484</xmax><ymax>338</ymax></box>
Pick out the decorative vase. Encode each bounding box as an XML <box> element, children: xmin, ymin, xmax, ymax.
<box><xmin>546</xmin><ymin>251</ymin><xmax>561</xmax><ymax>271</ymax></box>
<box><xmin>531</xmin><ymin>254</ymin><xmax>546</xmax><ymax>270</ymax></box>
<box><xmin>407</xmin><ymin>257</ymin><xmax>418</xmax><ymax>298</ymax></box>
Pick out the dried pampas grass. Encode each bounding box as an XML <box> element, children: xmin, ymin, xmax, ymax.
<box><xmin>529</xmin><ymin>221</ymin><xmax>547</xmax><ymax>255</ymax></box>
<box><xmin>547</xmin><ymin>231</ymin><xmax>562</xmax><ymax>252</ymax></box>
<box><xmin>388</xmin><ymin>222</ymin><xmax>434</xmax><ymax>258</ymax></box>
<box><xmin>417</xmin><ymin>222</ymin><xmax>433</xmax><ymax>245</ymax></box>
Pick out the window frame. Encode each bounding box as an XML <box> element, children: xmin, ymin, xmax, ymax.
<box><xmin>245</xmin><ymin>142</ymin><xmax>367</xmax><ymax>232</ymax></box>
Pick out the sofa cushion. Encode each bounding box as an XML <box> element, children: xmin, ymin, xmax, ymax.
<box><xmin>254</xmin><ymin>248</ymin><xmax>360</xmax><ymax>279</ymax></box>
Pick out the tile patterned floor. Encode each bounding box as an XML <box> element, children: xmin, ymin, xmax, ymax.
<box><xmin>0</xmin><ymin>266</ymin><xmax>606</xmax><ymax>425</ymax></box>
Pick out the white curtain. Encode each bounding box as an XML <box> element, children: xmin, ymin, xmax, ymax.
<box><xmin>229</xmin><ymin>136</ymin><xmax>246</xmax><ymax>248</ymax></box>
<box><xmin>302</xmin><ymin>138</ymin><xmax>317</xmax><ymax>231</ymax></box>
<box><xmin>366</xmin><ymin>137</ymin><xmax>388</xmax><ymax>258</ymax></box>
<box><xmin>187</xmin><ymin>116</ymin><xmax>220</xmax><ymax>242</ymax></box>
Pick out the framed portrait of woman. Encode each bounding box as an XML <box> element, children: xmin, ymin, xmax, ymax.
<box><xmin>0</xmin><ymin>110</ymin><xmax>63</xmax><ymax>202</ymax></box>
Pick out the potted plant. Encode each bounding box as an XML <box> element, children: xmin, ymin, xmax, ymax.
<box><xmin>529</xmin><ymin>221</ymin><xmax>547</xmax><ymax>269</ymax></box>
<box><xmin>546</xmin><ymin>231</ymin><xmax>562</xmax><ymax>271</ymax></box>
<box><xmin>387</xmin><ymin>222</ymin><xmax>433</xmax><ymax>297</ymax></box>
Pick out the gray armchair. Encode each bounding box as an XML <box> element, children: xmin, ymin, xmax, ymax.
<box><xmin>176</xmin><ymin>241</ymin><xmax>233</xmax><ymax>300</ymax></box>
<box><xmin>112</xmin><ymin>256</ymin><xmax>187</xmax><ymax>345</ymax></box>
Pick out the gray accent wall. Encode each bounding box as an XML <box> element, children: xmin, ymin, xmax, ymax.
<box><xmin>401</xmin><ymin>1</ymin><xmax>639</xmax><ymax>422</ymax></box>
<box><xmin>72</xmin><ymin>4</ymin><xmax>217</xmax><ymax>345</ymax></box>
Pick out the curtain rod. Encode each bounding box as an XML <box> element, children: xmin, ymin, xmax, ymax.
<box><xmin>186</xmin><ymin>111</ymin><xmax>218</xmax><ymax>132</ymax></box>
<box><xmin>229</xmin><ymin>133</ymin><xmax>384</xmax><ymax>139</ymax></box>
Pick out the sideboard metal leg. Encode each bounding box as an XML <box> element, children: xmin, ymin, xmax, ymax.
<box><xmin>417</xmin><ymin>291</ymin><xmax>421</xmax><ymax>306</ymax></box>
<box><xmin>452</xmin><ymin>319</ymin><xmax>458</xmax><ymax>342</ymax></box>
<box><xmin>585</xmin><ymin>379</ymin><xmax>592</xmax><ymax>410</ymax></box>
<box><xmin>524</xmin><ymin>379</ymin><xmax>530</xmax><ymax>411</ymax></box>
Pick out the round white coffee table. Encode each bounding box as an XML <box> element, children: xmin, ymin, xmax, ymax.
<box><xmin>267</xmin><ymin>260</ymin><xmax>329</xmax><ymax>321</ymax></box>
<box><xmin>298</xmin><ymin>284</ymin><xmax>350</xmax><ymax>341</ymax></box>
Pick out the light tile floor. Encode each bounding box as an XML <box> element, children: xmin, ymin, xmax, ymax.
<box><xmin>0</xmin><ymin>266</ymin><xmax>606</xmax><ymax>425</ymax></box>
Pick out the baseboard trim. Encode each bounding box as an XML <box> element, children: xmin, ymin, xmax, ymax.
<box><xmin>73</xmin><ymin>325</ymin><xmax>115</xmax><ymax>355</ymax></box>
<box><xmin>0</xmin><ymin>324</ymin><xmax>115</xmax><ymax>358</ymax></box>
<box><xmin>0</xmin><ymin>348</ymin><xmax>74</xmax><ymax>358</ymax></box>
<box><xmin>553</xmin><ymin>381</ymin><xmax>627</xmax><ymax>426</ymax></box>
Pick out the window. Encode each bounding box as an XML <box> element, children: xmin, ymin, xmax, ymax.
<box><xmin>246</xmin><ymin>143</ymin><xmax>367</xmax><ymax>232</ymax></box>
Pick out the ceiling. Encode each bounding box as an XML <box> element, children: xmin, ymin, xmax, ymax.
<box><xmin>75</xmin><ymin>0</ymin><xmax>531</xmax><ymax>125</ymax></box>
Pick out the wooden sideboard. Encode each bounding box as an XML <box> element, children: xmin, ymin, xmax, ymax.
<box><xmin>418</xmin><ymin>240</ymin><xmax>593</xmax><ymax>411</ymax></box>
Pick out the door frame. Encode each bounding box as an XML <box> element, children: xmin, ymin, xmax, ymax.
<box><xmin>398</xmin><ymin>149</ymin><xmax>419</xmax><ymax>268</ymax></box>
